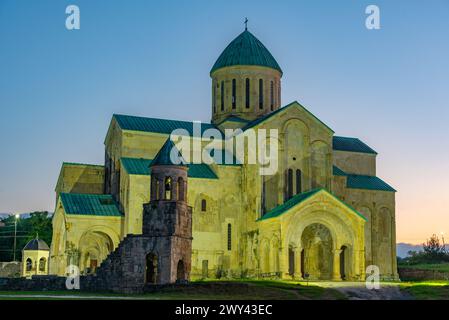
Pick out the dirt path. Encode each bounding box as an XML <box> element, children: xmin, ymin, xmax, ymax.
<box><xmin>315</xmin><ymin>281</ymin><xmax>413</xmax><ymax>300</ymax></box>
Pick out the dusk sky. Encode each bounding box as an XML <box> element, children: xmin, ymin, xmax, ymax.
<box><xmin>0</xmin><ymin>0</ymin><xmax>448</xmax><ymax>244</ymax></box>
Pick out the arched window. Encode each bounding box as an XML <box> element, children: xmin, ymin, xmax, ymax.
<box><xmin>259</xmin><ymin>79</ymin><xmax>264</xmax><ymax>109</ymax></box>
<box><xmin>178</xmin><ymin>177</ymin><xmax>185</xmax><ymax>201</ymax></box>
<box><xmin>220</xmin><ymin>81</ymin><xmax>224</xmax><ymax>111</ymax></box>
<box><xmin>232</xmin><ymin>79</ymin><xmax>236</xmax><ymax>109</ymax></box>
<box><xmin>164</xmin><ymin>177</ymin><xmax>172</xmax><ymax>200</ymax></box>
<box><xmin>26</xmin><ymin>258</ymin><xmax>32</xmax><ymax>272</ymax></box>
<box><xmin>287</xmin><ymin>169</ymin><xmax>293</xmax><ymax>199</ymax></box>
<box><xmin>245</xmin><ymin>78</ymin><xmax>250</xmax><ymax>108</ymax></box>
<box><xmin>270</xmin><ymin>81</ymin><xmax>274</xmax><ymax>111</ymax></box>
<box><xmin>145</xmin><ymin>253</ymin><xmax>158</xmax><ymax>284</ymax></box>
<box><xmin>177</xmin><ymin>260</ymin><xmax>185</xmax><ymax>281</ymax></box>
<box><xmin>296</xmin><ymin>169</ymin><xmax>302</xmax><ymax>194</ymax></box>
<box><xmin>39</xmin><ymin>257</ymin><xmax>46</xmax><ymax>272</ymax></box>
<box><xmin>201</xmin><ymin>199</ymin><xmax>207</xmax><ymax>212</ymax></box>
<box><xmin>155</xmin><ymin>179</ymin><xmax>160</xmax><ymax>200</ymax></box>
<box><xmin>227</xmin><ymin>224</ymin><xmax>232</xmax><ymax>251</ymax></box>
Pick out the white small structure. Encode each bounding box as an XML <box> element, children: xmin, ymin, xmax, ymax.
<box><xmin>22</xmin><ymin>237</ymin><xmax>50</xmax><ymax>278</ymax></box>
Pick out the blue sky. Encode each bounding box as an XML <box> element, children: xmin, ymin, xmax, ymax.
<box><xmin>0</xmin><ymin>0</ymin><xmax>448</xmax><ymax>243</ymax></box>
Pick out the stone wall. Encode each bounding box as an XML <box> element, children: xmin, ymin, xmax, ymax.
<box><xmin>0</xmin><ymin>275</ymin><xmax>67</xmax><ymax>291</ymax></box>
<box><xmin>398</xmin><ymin>268</ymin><xmax>449</xmax><ymax>281</ymax></box>
<box><xmin>0</xmin><ymin>262</ymin><xmax>21</xmax><ymax>278</ymax></box>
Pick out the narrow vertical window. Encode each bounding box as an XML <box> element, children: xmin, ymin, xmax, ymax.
<box><xmin>278</xmin><ymin>82</ymin><xmax>281</xmax><ymax>106</ymax></box>
<box><xmin>164</xmin><ymin>177</ymin><xmax>172</xmax><ymax>200</ymax></box>
<box><xmin>259</xmin><ymin>79</ymin><xmax>264</xmax><ymax>109</ymax></box>
<box><xmin>213</xmin><ymin>81</ymin><xmax>217</xmax><ymax>113</ymax></box>
<box><xmin>245</xmin><ymin>78</ymin><xmax>250</xmax><ymax>108</ymax></box>
<box><xmin>221</xmin><ymin>81</ymin><xmax>224</xmax><ymax>111</ymax></box>
<box><xmin>287</xmin><ymin>169</ymin><xmax>293</xmax><ymax>199</ymax></box>
<box><xmin>232</xmin><ymin>79</ymin><xmax>236</xmax><ymax>109</ymax></box>
<box><xmin>270</xmin><ymin>81</ymin><xmax>274</xmax><ymax>111</ymax></box>
<box><xmin>201</xmin><ymin>199</ymin><xmax>207</xmax><ymax>212</ymax></box>
<box><xmin>296</xmin><ymin>169</ymin><xmax>302</xmax><ymax>195</ymax></box>
<box><xmin>227</xmin><ymin>224</ymin><xmax>232</xmax><ymax>250</ymax></box>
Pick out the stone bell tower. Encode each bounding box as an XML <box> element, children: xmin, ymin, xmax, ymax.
<box><xmin>142</xmin><ymin>138</ymin><xmax>193</xmax><ymax>284</ymax></box>
<box><xmin>90</xmin><ymin>138</ymin><xmax>192</xmax><ymax>293</ymax></box>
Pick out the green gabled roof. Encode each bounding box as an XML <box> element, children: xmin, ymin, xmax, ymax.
<box><xmin>60</xmin><ymin>193</ymin><xmax>122</xmax><ymax>217</ymax></box>
<box><xmin>151</xmin><ymin>139</ymin><xmax>187</xmax><ymax>166</ymax></box>
<box><xmin>258</xmin><ymin>188</ymin><xmax>367</xmax><ymax>221</ymax></box>
<box><xmin>113</xmin><ymin>114</ymin><xmax>218</xmax><ymax>136</ymax></box>
<box><xmin>217</xmin><ymin>116</ymin><xmax>249</xmax><ymax>125</ymax></box>
<box><xmin>122</xmin><ymin>158</ymin><xmax>152</xmax><ymax>175</ymax></box>
<box><xmin>241</xmin><ymin>101</ymin><xmax>334</xmax><ymax>133</ymax></box>
<box><xmin>333</xmin><ymin>165</ymin><xmax>347</xmax><ymax>176</ymax></box>
<box><xmin>332</xmin><ymin>165</ymin><xmax>396</xmax><ymax>192</ymax></box>
<box><xmin>333</xmin><ymin>136</ymin><xmax>377</xmax><ymax>154</ymax></box>
<box><xmin>259</xmin><ymin>189</ymin><xmax>321</xmax><ymax>220</ymax></box>
<box><xmin>121</xmin><ymin>157</ymin><xmax>219</xmax><ymax>179</ymax></box>
<box><xmin>211</xmin><ymin>30</ymin><xmax>282</xmax><ymax>74</ymax></box>
<box><xmin>346</xmin><ymin>174</ymin><xmax>396</xmax><ymax>192</ymax></box>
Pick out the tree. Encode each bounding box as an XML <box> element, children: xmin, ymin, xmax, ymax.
<box><xmin>0</xmin><ymin>212</ymin><xmax>52</xmax><ymax>262</ymax></box>
<box><xmin>423</xmin><ymin>234</ymin><xmax>446</xmax><ymax>259</ymax></box>
<box><xmin>401</xmin><ymin>234</ymin><xmax>449</xmax><ymax>265</ymax></box>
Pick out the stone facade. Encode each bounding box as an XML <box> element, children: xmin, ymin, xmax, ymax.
<box><xmin>49</xmin><ymin>28</ymin><xmax>398</xmax><ymax>283</ymax></box>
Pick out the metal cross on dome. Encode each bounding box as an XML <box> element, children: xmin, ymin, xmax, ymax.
<box><xmin>244</xmin><ymin>17</ymin><xmax>248</xmax><ymax>30</ymax></box>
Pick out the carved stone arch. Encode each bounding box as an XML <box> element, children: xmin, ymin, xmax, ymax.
<box><xmin>261</xmin><ymin>135</ymin><xmax>282</xmax><ymax>212</ymax></box>
<box><xmin>83</xmin><ymin>225</ymin><xmax>120</xmax><ymax>248</ymax></box>
<box><xmin>281</xmin><ymin>117</ymin><xmax>310</xmax><ymax>139</ymax></box>
<box><xmin>195</xmin><ymin>193</ymin><xmax>216</xmax><ymax>213</ymax></box>
<box><xmin>281</xmin><ymin>118</ymin><xmax>311</xmax><ymax>198</ymax></box>
<box><xmin>375</xmin><ymin>207</ymin><xmax>393</xmax><ymax>275</ymax></box>
<box><xmin>357</xmin><ymin>205</ymin><xmax>373</xmax><ymax>265</ymax></box>
<box><xmin>285</xmin><ymin>204</ymin><xmax>359</xmax><ymax>250</ymax></box>
<box><xmin>51</xmin><ymin>208</ymin><xmax>67</xmax><ymax>257</ymax></box>
<box><xmin>377</xmin><ymin>207</ymin><xmax>392</xmax><ymax>241</ymax></box>
<box><xmin>310</xmin><ymin>140</ymin><xmax>331</xmax><ymax>189</ymax></box>
<box><xmin>259</xmin><ymin>238</ymin><xmax>271</xmax><ymax>274</ymax></box>
<box><xmin>269</xmin><ymin>234</ymin><xmax>281</xmax><ymax>273</ymax></box>
<box><xmin>78</xmin><ymin>226</ymin><xmax>118</xmax><ymax>273</ymax></box>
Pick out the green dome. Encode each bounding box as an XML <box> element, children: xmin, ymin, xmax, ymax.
<box><xmin>211</xmin><ymin>30</ymin><xmax>282</xmax><ymax>75</ymax></box>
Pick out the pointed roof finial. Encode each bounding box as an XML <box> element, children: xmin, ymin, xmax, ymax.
<box><xmin>36</xmin><ymin>232</ymin><xmax>39</xmax><ymax>240</ymax></box>
<box><xmin>244</xmin><ymin>17</ymin><xmax>248</xmax><ymax>31</ymax></box>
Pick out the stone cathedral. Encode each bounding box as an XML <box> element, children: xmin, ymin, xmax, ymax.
<box><xmin>49</xmin><ymin>27</ymin><xmax>398</xmax><ymax>283</ymax></box>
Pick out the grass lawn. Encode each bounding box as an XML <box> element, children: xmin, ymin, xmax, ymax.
<box><xmin>398</xmin><ymin>263</ymin><xmax>449</xmax><ymax>273</ymax></box>
<box><xmin>0</xmin><ymin>280</ymin><xmax>346</xmax><ymax>300</ymax></box>
<box><xmin>399</xmin><ymin>281</ymin><xmax>449</xmax><ymax>300</ymax></box>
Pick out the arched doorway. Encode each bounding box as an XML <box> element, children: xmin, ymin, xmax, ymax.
<box><xmin>146</xmin><ymin>253</ymin><xmax>158</xmax><ymax>284</ymax></box>
<box><xmin>176</xmin><ymin>260</ymin><xmax>185</xmax><ymax>282</ymax></box>
<box><xmin>79</xmin><ymin>230</ymin><xmax>114</xmax><ymax>274</ymax></box>
<box><xmin>301</xmin><ymin>223</ymin><xmax>333</xmax><ymax>280</ymax></box>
